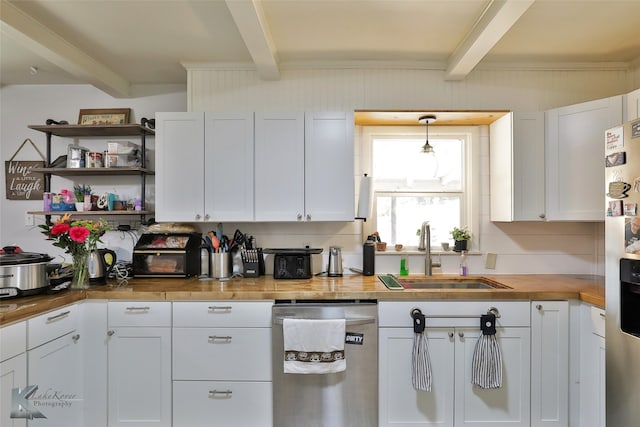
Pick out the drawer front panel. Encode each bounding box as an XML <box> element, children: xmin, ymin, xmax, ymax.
<box><xmin>173</xmin><ymin>301</ymin><xmax>273</xmax><ymax>327</ymax></box>
<box><xmin>173</xmin><ymin>328</ymin><xmax>271</xmax><ymax>380</ymax></box>
<box><xmin>0</xmin><ymin>321</ymin><xmax>26</xmax><ymax>362</ymax></box>
<box><xmin>173</xmin><ymin>380</ymin><xmax>272</xmax><ymax>427</ymax></box>
<box><xmin>27</xmin><ymin>304</ymin><xmax>78</xmax><ymax>349</ymax></box>
<box><xmin>108</xmin><ymin>301</ymin><xmax>171</xmax><ymax>327</ymax></box>
<box><xmin>378</xmin><ymin>301</ymin><xmax>531</xmax><ymax>328</ymax></box>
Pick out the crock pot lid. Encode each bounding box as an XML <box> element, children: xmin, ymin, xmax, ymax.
<box><xmin>0</xmin><ymin>252</ymin><xmax>53</xmax><ymax>265</ymax></box>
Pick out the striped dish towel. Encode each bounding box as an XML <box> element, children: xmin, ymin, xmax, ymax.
<box><xmin>411</xmin><ymin>310</ymin><xmax>432</xmax><ymax>391</ymax></box>
<box><xmin>471</xmin><ymin>314</ymin><xmax>503</xmax><ymax>389</ymax></box>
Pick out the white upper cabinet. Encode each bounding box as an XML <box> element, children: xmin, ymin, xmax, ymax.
<box><xmin>304</xmin><ymin>111</ymin><xmax>355</xmax><ymax>221</ymax></box>
<box><xmin>545</xmin><ymin>95</ymin><xmax>623</xmax><ymax>221</ymax></box>
<box><xmin>627</xmin><ymin>87</ymin><xmax>640</xmax><ymax>120</ymax></box>
<box><xmin>490</xmin><ymin>112</ymin><xmax>545</xmax><ymax>222</ymax></box>
<box><xmin>255</xmin><ymin>111</ymin><xmax>355</xmax><ymax>222</ymax></box>
<box><xmin>254</xmin><ymin>112</ymin><xmax>306</xmax><ymax>221</ymax></box>
<box><xmin>156</xmin><ymin>112</ymin><xmax>206</xmax><ymax>222</ymax></box>
<box><xmin>204</xmin><ymin>113</ymin><xmax>254</xmax><ymax>221</ymax></box>
<box><xmin>155</xmin><ymin>112</ymin><xmax>254</xmax><ymax>222</ymax></box>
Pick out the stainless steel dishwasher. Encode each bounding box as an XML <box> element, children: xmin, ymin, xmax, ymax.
<box><xmin>272</xmin><ymin>300</ymin><xmax>378</xmax><ymax>427</ymax></box>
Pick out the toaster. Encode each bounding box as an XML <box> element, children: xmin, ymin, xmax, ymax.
<box><xmin>264</xmin><ymin>248</ymin><xmax>322</xmax><ymax>279</ymax></box>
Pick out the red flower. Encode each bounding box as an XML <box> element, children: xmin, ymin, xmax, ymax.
<box><xmin>50</xmin><ymin>223</ymin><xmax>70</xmax><ymax>235</ymax></box>
<box><xmin>69</xmin><ymin>226</ymin><xmax>90</xmax><ymax>243</ymax></box>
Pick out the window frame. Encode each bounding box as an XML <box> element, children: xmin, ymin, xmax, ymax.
<box><xmin>359</xmin><ymin>125</ymin><xmax>481</xmax><ymax>250</ymax></box>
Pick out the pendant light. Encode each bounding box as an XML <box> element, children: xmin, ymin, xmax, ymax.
<box><xmin>418</xmin><ymin>115</ymin><xmax>437</xmax><ymax>153</ymax></box>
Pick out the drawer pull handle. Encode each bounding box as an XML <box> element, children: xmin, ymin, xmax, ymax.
<box><xmin>209</xmin><ymin>390</ymin><xmax>232</xmax><ymax>398</ymax></box>
<box><xmin>599</xmin><ymin>313</ymin><xmax>606</xmax><ymax>318</ymax></box>
<box><xmin>72</xmin><ymin>334</ymin><xmax>80</xmax><ymax>342</ymax></box>
<box><xmin>47</xmin><ymin>310</ymin><xmax>70</xmax><ymax>322</ymax></box>
<box><xmin>126</xmin><ymin>306</ymin><xmax>150</xmax><ymax>312</ymax></box>
<box><xmin>208</xmin><ymin>335</ymin><xmax>232</xmax><ymax>343</ymax></box>
<box><xmin>208</xmin><ymin>306</ymin><xmax>232</xmax><ymax>312</ymax></box>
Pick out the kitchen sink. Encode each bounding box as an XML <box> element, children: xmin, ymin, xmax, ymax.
<box><xmin>378</xmin><ymin>274</ymin><xmax>511</xmax><ymax>290</ymax></box>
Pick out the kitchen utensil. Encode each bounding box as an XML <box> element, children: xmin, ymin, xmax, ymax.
<box><xmin>0</xmin><ymin>246</ymin><xmax>53</xmax><ymax>298</ymax></box>
<box><xmin>327</xmin><ymin>246</ymin><xmax>343</xmax><ymax>277</ymax></box>
<box><xmin>88</xmin><ymin>248</ymin><xmax>117</xmax><ymax>285</ymax></box>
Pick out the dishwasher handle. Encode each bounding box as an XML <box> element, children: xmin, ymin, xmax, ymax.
<box><xmin>272</xmin><ymin>317</ymin><xmax>376</xmax><ymax>326</ymax></box>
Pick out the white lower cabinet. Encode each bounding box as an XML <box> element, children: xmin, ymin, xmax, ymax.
<box><xmin>172</xmin><ymin>301</ymin><xmax>273</xmax><ymax>427</ymax></box>
<box><xmin>1</xmin><ymin>321</ymin><xmax>27</xmax><ymax>427</ymax></box>
<box><xmin>579</xmin><ymin>305</ymin><xmax>605</xmax><ymax>427</ymax></box>
<box><xmin>531</xmin><ymin>301</ymin><xmax>569</xmax><ymax>427</ymax></box>
<box><xmin>379</xmin><ymin>301</ymin><xmax>530</xmax><ymax>427</ymax></box>
<box><xmin>26</xmin><ymin>304</ymin><xmax>82</xmax><ymax>427</ymax></box>
<box><xmin>107</xmin><ymin>302</ymin><xmax>172</xmax><ymax>427</ymax></box>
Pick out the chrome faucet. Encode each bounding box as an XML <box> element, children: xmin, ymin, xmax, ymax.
<box><xmin>418</xmin><ymin>221</ymin><xmax>441</xmax><ymax>276</ymax></box>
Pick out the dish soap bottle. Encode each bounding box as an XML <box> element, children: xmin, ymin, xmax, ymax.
<box><xmin>400</xmin><ymin>255</ymin><xmax>409</xmax><ymax>276</ymax></box>
<box><xmin>459</xmin><ymin>250</ymin><xmax>468</xmax><ymax>276</ymax></box>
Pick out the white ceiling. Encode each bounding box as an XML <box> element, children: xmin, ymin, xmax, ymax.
<box><xmin>1</xmin><ymin>0</ymin><xmax>640</xmax><ymax>97</ymax></box>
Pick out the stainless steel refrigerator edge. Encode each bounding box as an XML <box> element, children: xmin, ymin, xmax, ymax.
<box><xmin>272</xmin><ymin>301</ymin><xmax>378</xmax><ymax>427</ymax></box>
<box><xmin>605</xmin><ymin>119</ymin><xmax>640</xmax><ymax>427</ymax></box>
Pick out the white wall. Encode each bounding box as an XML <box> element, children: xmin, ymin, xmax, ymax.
<box><xmin>184</xmin><ymin>66</ymin><xmax>633</xmax><ymax>275</ymax></box>
<box><xmin>0</xmin><ymin>84</ymin><xmax>187</xmax><ymax>264</ymax></box>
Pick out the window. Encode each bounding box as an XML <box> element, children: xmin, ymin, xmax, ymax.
<box><xmin>361</xmin><ymin>126</ymin><xmax>478</xmax><ymax>249</ymax></box>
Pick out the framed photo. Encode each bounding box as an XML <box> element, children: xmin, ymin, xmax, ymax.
<box><xmin>78</xmin><ymin>108</ymin><xmax>130</xmax><ymax>125</ymax></box>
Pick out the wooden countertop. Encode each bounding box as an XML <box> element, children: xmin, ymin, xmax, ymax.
<box><xmin>0</xmin><ymin>274</ymin><xmax>605</xmax><ymax>326</ymax></box>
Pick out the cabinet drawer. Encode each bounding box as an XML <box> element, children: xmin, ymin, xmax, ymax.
<box><xmin>173</xmin><ymin>328</ymin><xmax>271</xmax><ymax>380</ymax></box>
<box><xmin>0</xmin><ymin>321</ymin><xmax>26</xmax><ymax>362</ymax></box>
<box><xmin>27</xmin><ymin>304</ymin><xmax>78</xmax><ymax>350</ymax></box>
<box><xmin>173</xmin><ymin>380</ymin><xmax>272</xmax><ymax>427</ymax></box>
<box><xmin>108</xmin><ymin>301</ymin><xmax>171</xmax><ymax>327</ymax></box>
<box><xmin>173</xmin><ymin>301</ymin><xmax>273</xmax><ymax>327</ymax></box>
<box><xmin>378</xmin><ymin>301</ymin><xmax>530</xmax><ymax>328</ymax></box>
<box><xmin>591</xmin><ymin>306</ymin><xmax>606</xmax><ymax>338</ymax></box>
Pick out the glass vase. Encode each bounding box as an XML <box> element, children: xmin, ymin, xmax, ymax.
<box><xmin>71</xmin><ymin>252</ymin><xmax>90</xmax><ymax>290</ymax></box>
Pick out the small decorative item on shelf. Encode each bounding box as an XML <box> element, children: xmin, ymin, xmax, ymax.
<box><xmin>39</xmin><ymin>214</ymin><xmax>109</xmax><ymax>289</ymax></box>
<box><xmin>372</xmin><ymin>231</ymin><xmax>387</xmax><ymax>251</ymax></box>
<box><xmin>73</xmin><ymin>184</ymin><xmax>91</xmax><ymax>212</ymax></box>
<box><xmin>450</xmin><ymin>226</ymin><xmax>471</xmax><ymax>252</ymax></box>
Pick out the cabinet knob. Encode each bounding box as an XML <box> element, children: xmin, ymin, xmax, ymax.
<box><xmin>297</xmin><ymin>213</ymin><xmax>303</xmax><ymax>221</ymax></box>
<box><xmin>458</xmin><ymin>332</ymin><xmax>464</xmax><ymax>338</ymax></box>
<box><xmin>306</xmin><ymin>214</ymin><xmax>311</xmax><ymax>221</ymax></box>
<box><xmin>448</xmin><ymin>332</ymin><xmax>454</xmax><ymax>338</ymax></box>
<box><xmin>539</xmin><ymin>213</ymin><xmax>546</xmax><ymax>219</ymax></box>
<box><xmin>107</xmin><ymin>330</ymin><xmax>115</xmax><ymax>336</ymax></box>
<box><xmin>536</xmin><ymin>304</ymin><xmax>543</xmax><ymax>311</ymax></box>
<box><xmin>72</xmin><ymin>334</ymin><xmax>80</xmax><ymax>342</ymax></box>
<box><xmin>204</xmin><ymin>214</ymin><xmax>210</xmax><ymax>221</ymax></box>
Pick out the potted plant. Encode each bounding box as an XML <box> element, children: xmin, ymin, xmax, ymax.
<box><xmin>450</xmin><ymin>226</ymin><xmax>470</xmax><ymax>252</ymax></box>
<box><xmin>73</xmin><ymin>184</ymin><xmax>91</xmax><ymax>212</ymax></box>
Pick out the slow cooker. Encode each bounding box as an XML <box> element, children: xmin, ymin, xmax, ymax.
<box><xmin>0</xmin><ymin>246</ymin><xmax>53</xmax><ymax>298</ymax></box>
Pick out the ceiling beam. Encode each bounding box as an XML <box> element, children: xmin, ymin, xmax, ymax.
<box><xmin>225</xmin><ymin>0</ymin><xmax>280</xmax><ymax>80</ymax></box>
<box><xmin>0</xmin><ymin>0</ymin><xmax>130</xmax><ymax>97</ymax></box>
<box><xmin>445</xmin><ymin>0</ymin><xmax>535</xmax><ymax>80</ymax></box>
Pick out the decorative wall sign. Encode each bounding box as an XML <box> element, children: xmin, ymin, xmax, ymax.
<box><xmin>4</xmin><ymin>139</ymin><xmax>45</xmax><ymax>200</ymax></box>
<box><xmin>606</xmin><ymin>151</ymin><xmax>626</xmax><ymax>167</ymax></box>
<box><xmin>606</xmin><ymin>126</ymin><xmax>624</xmax><ymax>150</ymax></box>
<box><xmin>78</xmin><ymin>108</ymin><xmax>130</xmax><ymax>125</ymax></box>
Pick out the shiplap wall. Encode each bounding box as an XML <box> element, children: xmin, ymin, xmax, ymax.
<box><xmin>185</xmin><ymin>66</ymin><xmax>636</xmax><ymax>275</ymax></box>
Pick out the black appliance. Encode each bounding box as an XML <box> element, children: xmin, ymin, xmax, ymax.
<box><xmin>133</xmin><ymin>233</ymin><xmax>202</xmax><ymax>277</ymax></box>
<box><xmin>620</xmin><ymin>258</ymin><xmax>640</xmax><ymax>337</ymax></box>
<box><xmin>263</xmin><ymin>248</ymin><xmax>322</xmax><ymax>279</ymax></box>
